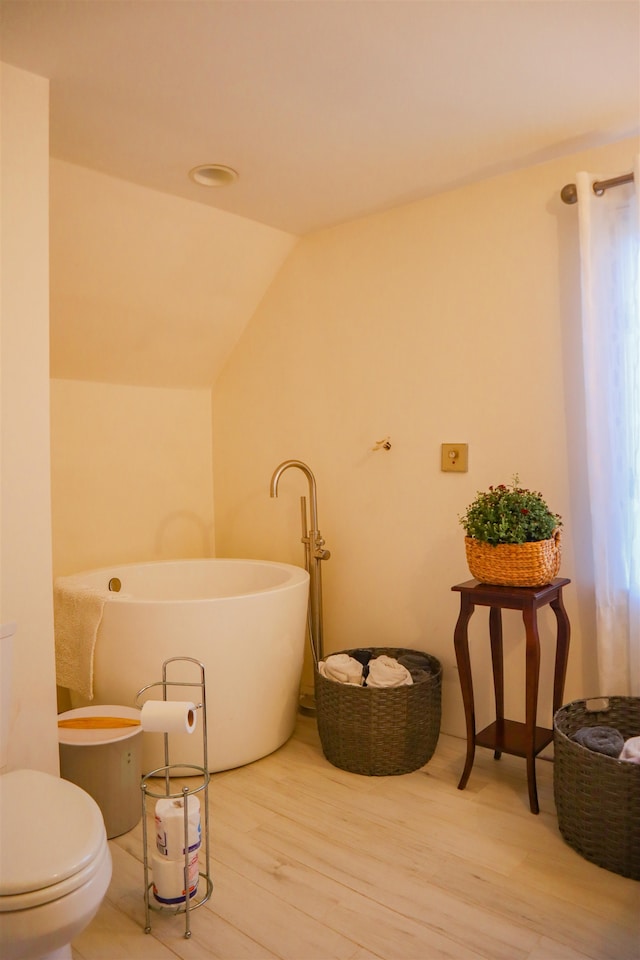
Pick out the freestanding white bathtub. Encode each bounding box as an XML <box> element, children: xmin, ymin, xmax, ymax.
<box><xmin>61</xmin><ymin>559</ymin><xmax>310</xmax><ymax>773</ymax></box>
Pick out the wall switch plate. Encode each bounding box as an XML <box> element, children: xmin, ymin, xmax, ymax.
<box><xmin>441</xmin><ymin>443</ymin><xmax>468</xmax><ymax>472</ymax></box>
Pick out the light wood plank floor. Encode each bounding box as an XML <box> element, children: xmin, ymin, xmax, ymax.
<box><xmin>72</xmin><ymin>718</ymin><xmax>639</xmax><ymax>960</ymax></box>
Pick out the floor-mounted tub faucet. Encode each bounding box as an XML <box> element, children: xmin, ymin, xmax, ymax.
<box><xmin>270</xmin><ymin>459</ymin><xmax>330</xmax><ymax>665</ymax></box>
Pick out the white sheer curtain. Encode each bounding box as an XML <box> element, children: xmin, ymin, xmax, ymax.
<box><xmin>577</xmin><ymin>155</ymin><xmax>640</xmax><ymax>696</ymax></box>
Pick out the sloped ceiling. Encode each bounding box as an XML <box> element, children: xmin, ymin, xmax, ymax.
<box><xmin>49</xmin><ymin>159</ymin><xmax>297</xmax><ymax>388</ymax></box>
<box><xmin>2</xmin><ymin>0</ymin><xmax>638</xmax><ymax>387</ymax></box>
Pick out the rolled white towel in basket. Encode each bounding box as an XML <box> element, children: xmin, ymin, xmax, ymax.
<box><xmin>619</xmin><ymin>736</ymin><xmax>640</xmax><ymax>763</ymax></box>
<box><xmin>366</xmin><ymin>655</ymin><xmax>413</xmax><ymax>688</ymax></box>
<box><xmin>318</xmin><ymin>654</ymin><xmax>364</xmax><ymax>686</ymax></box>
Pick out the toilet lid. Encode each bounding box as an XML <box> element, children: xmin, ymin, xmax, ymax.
<box><xmin>0</xmin><ymin>769</ymin><xmax>107</xmax><ymax>897</ymax></box>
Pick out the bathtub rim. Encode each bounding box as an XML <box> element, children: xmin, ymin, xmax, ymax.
<box><xmin>55</xmin><ymin>557</ymin><xmax>310</xmax><ymax>604</ymax></box>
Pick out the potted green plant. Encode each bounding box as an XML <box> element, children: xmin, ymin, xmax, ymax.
<box><xmin>459</xmin><ymin>476</ymin><xmax>562</xmax><ymax>586</ymax></box>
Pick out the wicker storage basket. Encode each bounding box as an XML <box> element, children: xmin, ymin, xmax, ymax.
<box><xmin>553</xmin><ymin>697</ymin><xmax>640</xmax><ymax>880</ymax></box>
<box><xmin>465</xmin><ymin>528</ymin><xmax>561</xmax><ymax>587</ymax></box>
<box><xmin>314</xmin><ymin>647</ymin><xmax>442</xmax><ymax>776</ymax></box>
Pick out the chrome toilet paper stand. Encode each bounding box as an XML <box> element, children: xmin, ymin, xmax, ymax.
<box><xmin>136</xmin><ymin>657</ymin><xmax>212</xmax><ymax>939</ymax></box>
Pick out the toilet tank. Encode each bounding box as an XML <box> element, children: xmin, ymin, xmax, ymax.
<box><xmin>0</xmin><ymin>622</ymin><xmax>16</xmax><ymax>772</ymax></box>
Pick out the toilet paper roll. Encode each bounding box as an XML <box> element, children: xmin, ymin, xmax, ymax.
<box><xmin>151</xmin><ymin>851</ymin><xmax>199</xmax><ymax>905</ymax></box>
<box><xmin>140</xmin><ymin>700</ymin><xmax>197</xmax><ymax>734</ymax></box>
<box><xmin>155</xmin><ymin>795</ymin><xmax>201</xmax><ymax>858</ymax></box>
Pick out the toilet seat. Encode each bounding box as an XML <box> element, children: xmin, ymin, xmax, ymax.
<box><xmin>0</xmin><ymin>768</ymin><xmax>108</xmax><ymax>910</ymax></box>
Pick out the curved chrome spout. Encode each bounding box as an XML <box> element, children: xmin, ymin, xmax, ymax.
<box><xmin>270</xmin><ymin>459</ymin><xmax>318</xmax><ymax>534</ymax></box>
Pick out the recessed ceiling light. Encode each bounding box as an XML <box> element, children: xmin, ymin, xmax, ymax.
<box><xmin>188</xmin><ymin>164</ymin><xmax>238</xmax><ymax>187</ymax></box>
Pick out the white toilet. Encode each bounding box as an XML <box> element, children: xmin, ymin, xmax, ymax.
<box><xmin>0</xmin><ymin>622</ymin><xmax>112</xmax><ymax>960</ymax></box>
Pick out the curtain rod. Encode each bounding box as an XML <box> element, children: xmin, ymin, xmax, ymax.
<box><xmin>560</xmin><ymin>172</ymin><xmax>635</xmax><ymax>205</ymax></box>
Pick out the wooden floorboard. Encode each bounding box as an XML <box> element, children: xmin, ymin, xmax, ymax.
<box><xmin>72</xmin><ymin>718</ymin><xmax>639</xmax><ymax>960</ymax></box>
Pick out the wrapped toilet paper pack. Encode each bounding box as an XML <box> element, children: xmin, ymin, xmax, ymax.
<box><xmin>151</xmin><ymin>851</ymin><xmax>199</xmax><ymax>905</ymax></box>
<box><xmin>155</xmin><ymin>795</ymin><xmax>201</xmax><ymax>858</ymax></box>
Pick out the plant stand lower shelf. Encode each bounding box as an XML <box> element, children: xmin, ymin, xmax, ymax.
<box><xmin>475</xmin><ymin>720</ymin><xmax>553</xmax><ymax>757</ymax></box>
<box><xmin>452</xmin><ymin>578</ymin><xmax>571</xmax><ymax>814</ymax></box>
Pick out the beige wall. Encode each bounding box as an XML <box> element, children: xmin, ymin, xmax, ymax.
<box><xmin>213</xmin><ymin>135</ymin><xmax>639</xmax><ymax>736</ymax></box>
<box><xmin>50</xmin><ymin>380</ymin><xmax>215</xmax><ymax>577</ymax></box>
<box><xmin>48</xmin><ymin>158</ymin><xmax>295</xmax><ymax>581</ymax></box>
<box><xmin>0</xmin><ymin>63</ymin><xmax>59</xmax><ymax>774</ymax></box>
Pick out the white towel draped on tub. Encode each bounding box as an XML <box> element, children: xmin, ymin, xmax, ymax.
<box><xmin>53</xmin><ymin>580</ymin><xmax>109</xmax><ymax>700</ymax></box>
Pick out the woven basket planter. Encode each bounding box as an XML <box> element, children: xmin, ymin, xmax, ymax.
<box><xmin>465</xmin><ymin>528</ymin><xmax>561</xmax><ymax>587</ymax></box>
<box><xmin>553</xmin><ymin>697</ymin><xmax>640</xmax><ymax>880</ymax></box>
<box><xmin>314</xmin><ymin>647</ymin><xmax>442</xmax><ymax>776</ymax></box>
